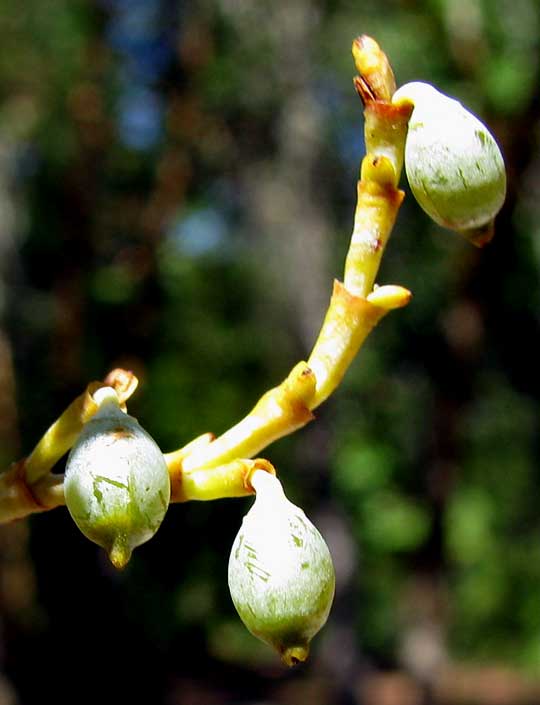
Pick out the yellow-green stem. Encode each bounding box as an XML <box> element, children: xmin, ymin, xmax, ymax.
<box><xmin>171</xmin><ymin>36</ymin><xmax>413</xmax><ymax>476</ymax></box>
<box><xmin>24</xmin><ymin>369</ymin><xmax>139</xmax><ymax>485</ymax></box>
<box><xmin>0</xmin><ymin>36</ymin><xmax>416</xmax><ymax>518</ymax></box>
<box><xmin>343</xmin><ymin>157</ymin><xmax>404</xmax><ymax>298</ymax></box>
<box><xmin>0</xmin><ymin>463</ymin><xmax>65</xmax><ymax>522</ymax></box>
<box><xmin>307</xmin><ymin>281</ymin><xmax>410</xmax><ymax>409</ymax></box>
<box><xmin>171</xmin><ymin>458</ymin><xmax>275</xmax><ymax>502</ymax></box>
<box><xmin>181</xmin><ymin>363</ymin><xmax>315</xmax><ymax>473</ymax></box>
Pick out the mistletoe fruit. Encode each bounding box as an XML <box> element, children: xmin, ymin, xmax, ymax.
<box><xmin>393</xmin><ymin>81</ymin><xmax>506</xmax><ymax>245</ymax></box>
<box><xmin>228</xmin><ymin>470</ymin><xmax>335</xmax><ymax>666</ymax></box>
<box><xmin>64</xmin><ymin>387</ymin><xmax>170</xmax><ymax>569</ymax></box>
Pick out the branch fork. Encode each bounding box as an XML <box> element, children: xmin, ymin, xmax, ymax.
<box><xmin>0</xmin><ymin>36</ymin><xmax>413</xmax><ymax>521</ymax></box>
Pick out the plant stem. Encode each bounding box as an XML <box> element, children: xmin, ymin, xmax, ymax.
<box><xmin>24</xmin><ymin>370</ymin><xmax>138</xmax><ymax>485</ymax></box>
<box><xmin>0</xmin><ymin>370</ymin><xmax>139</xmax><ymax>524</ymax></box>
<box><xmin>171</xmin><ymin>458</ymin><xmax>275</xmax><ymax>502</ymax></box>
<box><xmin>307</xmin><ymin>282</ymin><xmax>410</xmax><ymax>409</ymax></box>
<box><xmin>0</xmin><ymin>462</ymin><xmax>65</xmax><ymax>522</ymax></box>
<box><xmin>23</xmin><ymin>384</ymin><xmax>100</xmax><ymax>485</ymax></box>
<box><xmin>0</xmin><ymin>37</ymin><xmax>415</xmax><ymax>518</ymax></box>
<box><xmin>174</xmin><ymin>36</ymin><xmax>412</xmax><ymax>473</ymax></box>
<box><xmin>180</xmin><ymin>362</ymin><xmax>316</xmax><ymax>473</ymax></box>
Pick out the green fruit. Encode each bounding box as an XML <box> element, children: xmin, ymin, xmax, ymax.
<box><xmin>228</xmin><ymin>471</ymin><xmax>335</xmax><ymax>666</ymax></box>
<box><xmin>393</xmin><ymin>81</ymin><xmax>506</xmax><ymax>243</ymax></box>
<box><xmin>64</xmin><ymin>387</ymin><xmax>170</xmax><ymax>569</ymax></box>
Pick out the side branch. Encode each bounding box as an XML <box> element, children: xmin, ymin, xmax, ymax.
<box><xmin>0</xmin><ymin>35</ymin><xmax>415</xmax><ymax>523</ymax></box>
<box><xmin>24</xmin><ymin>369</ymin><xmax>139</xmax><ymax>485</ymax></box>
<box><xmin>343</xmin><ymin>158</ymin><xmax>404</xmax><ymax>298</ymax></box>
<box><xmin>176</xmin><ymin>280</ymin><xmax>410</xmax><ymax>473</ymax></box>
<box><xmin>170</xmin><ymin>35</ymin><xmax>413</xmax><ymax>475</ymax></box>
<box><xmin>180</xmin><ymin>362</ymin><xmax>316</xmax><ymax>473</ymax></box>
<box><xmin>0</xmin><ymin>369</ymin><xmax>139</xmax><ymax>524</ymax></box>
<box><xmin>0</xmin><ymin>462</ymin><xmax>65</xmax><ymax>522</ymax></box>
<box><xmin>307</xmin><ymin>281</ymin><xmax>410</xmax><ymax>409</ymax></box>
<box><xmin>171</xmin><ymin>458</ymin><xmax>276</xmax><ymax>502</ymax></box>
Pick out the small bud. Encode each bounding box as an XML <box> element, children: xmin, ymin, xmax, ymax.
<box><xmin>393</xmin><ymin>82</ymin><xmax>506</xmax><ymax>243</ymax></box>
<box><xmin>64</xmin><ymin>387</ymin><xmax>170</xmax><ymax>569</ymax></box>
<box><xmin>228</xmin><ymin>471</ymin><xmax>335</xmax><ymax>666</ymax></box>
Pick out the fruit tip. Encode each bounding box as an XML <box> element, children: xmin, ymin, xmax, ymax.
<box><xmin>280</xmin><ymin>644</ymin><xmax>310</xmax><ymax>667</ymax></box>
<box><xmin>108</xmin><ymin>538</ymin><xmax>132</xmax><ymax>570</ymax></box>
<box><xmin>459</xmin><ymin>220</ymin><xmax>495</xmax><ymax>248</ymax></box>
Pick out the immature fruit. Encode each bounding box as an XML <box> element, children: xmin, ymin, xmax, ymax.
<box><xmin>393</xmin><ymin>81</ymin><xmax>506</xmax><ymax>245</ymax></box>
<box><xmin>64</xmin><ymin>387</ymin><xmax>170</xmax><ymax>569</ymax></box>
<box><xmin>228</xmin><ymin>471</ymin><xmax>335</xmax><ymax>666</ymax></box>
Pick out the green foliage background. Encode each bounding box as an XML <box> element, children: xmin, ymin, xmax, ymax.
<box><xmin>0</xmin><ymin>0</ymin><xmax>539</xmax><ymax>703</ymax></box>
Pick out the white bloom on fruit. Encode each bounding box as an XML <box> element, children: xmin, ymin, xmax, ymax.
<box><xmin>228</xmin><ymin>470</ymin><xmax>335</xmax><ymax>666</ymax></box>
<box><xmin>64</xmin><ymin>387</ymin><xmax>170</xmax><ymax>569</ymax></box>
<box><xmin>393</xmin><ymin>81</ymin><xmax>506</xmax><ymax>243</ymax></box>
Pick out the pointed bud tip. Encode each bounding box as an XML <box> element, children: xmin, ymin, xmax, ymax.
<box><xmin>459</xmin><ymin>220</ymin><xmax>495</xmax><ymax>248</ymax></box>
<box><xmin>280</xmin><ymin>644</ymin><xmax>310</xmax><ymax>667</ymax></box>
<box><xmin>108</xmin><ymin>538</ymin><xmax>132</xmax><ymax>570</ymax></box>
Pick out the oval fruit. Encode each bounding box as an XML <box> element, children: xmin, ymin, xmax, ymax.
<box><xmin>64</xmin><ymin>387</ymin><xmax>170</xmax><ymax>569</ymax></box>
<box><xmin>393</xmin><ymin>81</ymin><xmax>506</xmax><ymax>243</ymax></box>
<box><xmin>228</xmin><ymin>471</ymin><xmax>335</xmax><ymax>666</ymax></box>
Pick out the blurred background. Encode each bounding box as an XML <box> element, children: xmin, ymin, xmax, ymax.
<box><xmin>0</xmin><ymin>0</ymin><xmax>538</xmax><ymax>703</ymax></box>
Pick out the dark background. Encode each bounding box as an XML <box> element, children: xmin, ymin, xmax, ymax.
<box><xmin>0</xmin><ymin>1</ymin><xmax>538</xmax><ymax>703</ymax></box>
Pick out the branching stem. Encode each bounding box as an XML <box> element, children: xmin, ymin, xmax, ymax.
<box><xmin>0</xmin><ymin>35</ymin><xmax>413</xmax><ymax>520</ymax></box>
<box><xmin>173</xmin><ymin>36</ymin><xmax>412</xmax><ymax>477</ymax></box>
